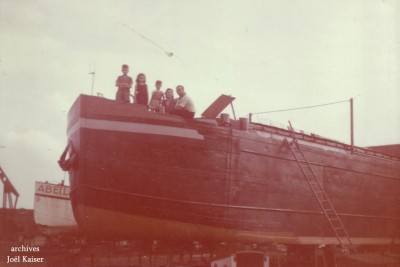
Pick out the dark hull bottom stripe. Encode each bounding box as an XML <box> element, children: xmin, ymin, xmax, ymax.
<box><xmin>76</xmin><ymin>205</ymin><xmax>400</xmax><ymax>246</ymax></box>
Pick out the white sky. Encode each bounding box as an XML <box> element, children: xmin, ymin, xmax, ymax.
<box><xmin>0</xmin><ymin>0</ymin><xmax>399</xmax><ymax>208</ymax></box>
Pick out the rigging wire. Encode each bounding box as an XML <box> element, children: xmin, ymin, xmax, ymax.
<box><xmin>119</xmin><ymin>22</ymin><xmax>174</xmax><ymax>57</ymax></box>
<box><xmin>251</xmin><ymin>99</ymin><xmax>350</xmax><ymax>115</ymax></box>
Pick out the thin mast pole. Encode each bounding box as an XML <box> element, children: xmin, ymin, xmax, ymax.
<box><xmin>230</xmin><ymin>103</ymin><xmax>237</xmax><ymax>121</ymax></box>
<box><xmin>89</xmin><ymin>64</ymin><xmax>96</xmax><ymax>96</ymax></box>
<box><xmin>90</xmin><ymin>72</ymin><xmax>95</xmax><ymax>96</ymax></box>
<box><xmin>350</xmin><ymin>98</ymin><xmax>354</xmax><ymax>153</ymax></box>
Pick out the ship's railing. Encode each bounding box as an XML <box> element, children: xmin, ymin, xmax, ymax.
<box><xmin>249</xmin><ymin>121</ymin><xmax>400</xmax><ymax>162</ymax></box>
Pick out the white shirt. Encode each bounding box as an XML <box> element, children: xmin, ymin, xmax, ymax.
<box><xmin>176</xmin><ymin>94</ymin><xmax>196</xmax><ymax>112</ymax></box>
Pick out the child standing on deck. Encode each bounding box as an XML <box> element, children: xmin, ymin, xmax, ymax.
<box><xmin>134</xmin><ymin>73</ymin><xmax>149</xmax><ymax>106</ymax></box>
<box><xmin>149</xmin><ymin>80</ymin><xmax>164</xmax><ymax>111</ymax></box>
<box><xmin>115</xmin><ymin>64</ymin><xmax>133</xmax><ymax>102</ymax></box>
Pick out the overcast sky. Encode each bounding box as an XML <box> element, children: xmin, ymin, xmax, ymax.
<box><xmin>1</xmin><ymin>0</ymin><xmax>399</xmax><ymax>208</ymax></box>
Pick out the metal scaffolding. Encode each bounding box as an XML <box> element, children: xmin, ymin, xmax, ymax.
<box><xmin>0</xmin><ymin>165</ymin><xmax>19</xmax><ymax>209</ymax></box>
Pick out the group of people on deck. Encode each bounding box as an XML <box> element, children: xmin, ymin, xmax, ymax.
<box><xmin>115</xmin><ymin>64</ymin><xmax>196</xmax><ymax>119</ymax></box>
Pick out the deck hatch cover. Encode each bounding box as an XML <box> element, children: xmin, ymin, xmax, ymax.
<box><xmin>201</xmin><ymin>94</ymin><xmax>235</xmax><ymax>118</ymax></box>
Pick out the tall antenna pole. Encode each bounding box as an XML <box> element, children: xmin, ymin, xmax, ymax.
<box><xmin>89</xmin><ymin>64</ymin><xmax>96</xmax><ymax>96</ymax></box>
<box><xmin>89</xmin><ymin>71</ymin><xmax>95</xmax><ymax>96</ymax></box>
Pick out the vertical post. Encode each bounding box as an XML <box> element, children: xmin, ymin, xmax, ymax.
<box><xmin>230</xmin><ymin>103</ymin><xmax>237</xmax><ymax>121</ymax></box>
<box><xmin>350</xmin><ymin>98</ymin><xmax>354</xmax><ymax>153</ymax></box>
<box><xmin>89</xmin><ymin>72</ymin><xmax>95</xmax><ymax>96</ymax></box>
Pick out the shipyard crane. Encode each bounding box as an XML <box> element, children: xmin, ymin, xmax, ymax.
<box><xmin>0</xmin><ymin>165</ymin><xmax>19</xmax><ymax>236</ymax></box>
<box><xmin>0</xmin><ymin>165</ymin><xmax>19</xmax><ymax>209</ymax></box>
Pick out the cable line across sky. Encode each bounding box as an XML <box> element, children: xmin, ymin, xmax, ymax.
<box><xmin>250</xmin><ymin>99</ymin><xmax>350</xmax><ymax>115</ymax></box>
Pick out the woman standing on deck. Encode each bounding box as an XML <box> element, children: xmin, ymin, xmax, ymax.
<box><xmin>134</xmin><ymin>73</ymin><xmax>149</xmax><ymax>106</ymax></box>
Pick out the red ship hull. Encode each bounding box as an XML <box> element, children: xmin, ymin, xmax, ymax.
<box><xmin>65</xmin><ymin>95</ymin><xmax>400</xmax><ymax>246</ymax></box>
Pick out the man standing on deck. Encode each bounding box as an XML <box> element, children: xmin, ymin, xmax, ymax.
<box><xmin>115</xmin><ymin>64</ymin><xmax>133</xmax><ymax>102</ymax></box>
<box><xmin>170</xmin><ymin>85</ymin><xmax>196</xmax><ymax>119</ymax></box>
